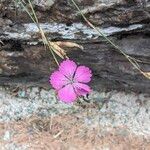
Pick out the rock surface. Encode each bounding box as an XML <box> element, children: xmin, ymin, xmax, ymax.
<box><xmin>0</xmin><ymin>0</ymin><xmax>150</xmax><ymax>93</ymax></box>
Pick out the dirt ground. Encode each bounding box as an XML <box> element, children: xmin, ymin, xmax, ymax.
<box><xmin>0</xmin><ymin>114</ymin><xmax>150</xmax><ymax>150</ymax></box>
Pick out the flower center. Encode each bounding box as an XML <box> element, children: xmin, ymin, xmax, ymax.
<box><xmin>69</xmin><ymin>77</ymin><xmax>75</xmax><ymax>84</ymax></box>
<box><xmin>65</xmin><ymin>72</ymin><xmax>76</xmax><ymax>85</ymax></box>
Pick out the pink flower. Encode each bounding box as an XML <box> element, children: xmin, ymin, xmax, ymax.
<box><xmin>50</xmin><ymin>59</ymin><xmax>92</xmax><ymax>103</ymax></box>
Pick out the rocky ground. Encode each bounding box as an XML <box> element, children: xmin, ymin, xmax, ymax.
<box><xmin>0</xmin><ymin>86</ymin><xmax>150</xmax><ymax>149</ymax></box>
<box><xmin>0</xmin><ymin>0</ymin><xmax>150</xmax><ymax>149</ymax></box>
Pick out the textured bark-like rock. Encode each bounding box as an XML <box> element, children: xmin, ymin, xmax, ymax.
<box><xmin>0</xmin><ymin>0</ymin><xmax>150</xmax><ymax>93</ymax></box>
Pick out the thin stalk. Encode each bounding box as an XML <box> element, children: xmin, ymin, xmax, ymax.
<box><xmin>18</xmin><ymin>0</ymin><xmax>59</xmax><ymax>66</ymax></box>
<box><xmin>71</xmin><ymin>0</ymin><xmax>149</xmax><ymax>78</ymax></box>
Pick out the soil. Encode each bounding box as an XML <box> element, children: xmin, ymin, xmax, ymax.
<box><xmin>0</xmin><ymin>114</ymin><xmax>150</xmax><ymax>150</ymax></box>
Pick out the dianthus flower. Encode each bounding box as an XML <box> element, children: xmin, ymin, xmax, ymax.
<box><xmin>50</xmin><ymin>59</ymin><xmax>92</xmax><ymax>103</ymax></box>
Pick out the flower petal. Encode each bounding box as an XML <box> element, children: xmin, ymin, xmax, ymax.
<box><xmin>74</xmin><ymin>66</ymin><xmax>92</xmax><ymax>83</ymax></box>
<box><xmin>73</xmin><ymin>83</ymin><xmax>91</xmax><ymax>96</ymax></box>
<box><xmin>59</xmin><ymin>59</ymin><xmax>77</xmax><ymax>79</ymax></box>
<box><xmin>58</xmin><ymin>84</ymin><xmax>77</xmax><ymax>103</ymax></box>
<box><xmin>50</xmin><ymin>71</ymin><xmax>69</xmax><ymax>90</ymax></box>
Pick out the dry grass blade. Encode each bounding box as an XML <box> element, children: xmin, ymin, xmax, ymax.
<box><xmin>0</xmin><ymin>40</ymin><xmax>4</xmax><ymax>45</ymax></box>
<box><xmin>52</xmin><ymin>41</ymin><xmax>83</xmax><ymax>50</ymax></box>
<box><xmin>50</xmin><ymin>41</ymin><xmax>83</xmax><ymax>59</ymax></box>
<box><xmin>71</xmin><ymin>0</ymin><xmax>150</xmax><ymax>80</ymax></box>
<box><xmin>142</xmin><ymin>72</ymin><xmax>150</xmax><ymax>79</ymax></box>
<box><xmin>17</xmin><ymin>0</ymin><xmax>60</xmax><ymax>65</ymax></box>
<box><xmin>50</xmin><ymin>42</ymin><xmax>67</xmax><ymax>59</ymax></box>
<box><xmin>53</xmin><ymin>130</ymin><xmax>64</xmax><ymax>139</ymax></box>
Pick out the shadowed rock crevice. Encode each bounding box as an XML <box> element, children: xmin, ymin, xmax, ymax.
<box><xmin>1</xmin><ymin>40</ymin><xmax>24</xmax><ymax>52</ymax></box>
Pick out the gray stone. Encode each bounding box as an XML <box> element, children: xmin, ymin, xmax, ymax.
<box><xmin>0</xmin><ymin>86</ymin><xmax>150</xmax><ymax>137</ymax></box>
<box><xmin>3</xmin><ymin>131</ymin><xmax>11</xmax><ymax>141</ymax></box>
<box><xmin>33</xmin><ymin>0</ymin><xmax>56</xmax><ymax>10</ymax></box>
